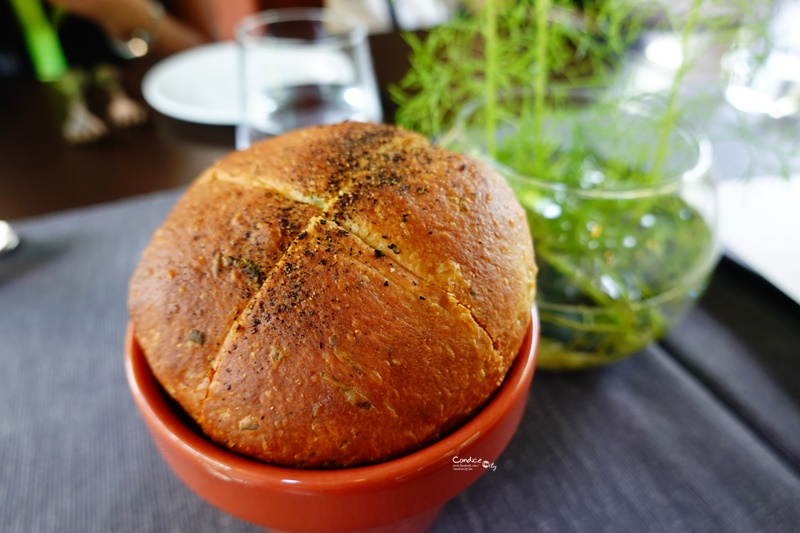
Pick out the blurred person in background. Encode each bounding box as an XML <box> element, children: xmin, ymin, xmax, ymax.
<box><xmin>1</xmin><ymin>0</ymin><xmax>216</xmax><ymax>83</ymax></box>
<box><xmin>1</xmin><ymin>0</ymin><xmax>217</xmax><ymax>143</ymax></box>
<box><xmin>0</xmin><ymin>0</ymin><xmax>452</xmax><ymax>143</ymax></box>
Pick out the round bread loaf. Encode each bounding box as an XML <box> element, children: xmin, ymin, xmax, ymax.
<box><xmin>129</xmin><ymin>122</ymin><xmax>537</xmax><ymax>467</ymax></box>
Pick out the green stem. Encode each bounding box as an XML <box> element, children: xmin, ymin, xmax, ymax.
<box><xmin>9</xmin><ymin>0</ymin><xmax>68</xmax><ymax>81</ymax></box>
<box><xmin>538</xmin><ymin>245</ymin><xmax>615</xmax><ymax>308</ymax></box>
<box><xmin>484</xmin><ymin>0</ymin><xmax>499</xmax><ymax>155</ymax></box>
<box><xmin>533</xmin><ymin>0</ymin><xmax>551</xmax><ymax>170</ymax></box>
<box><xmin>652</xmin><ymin>0</ymin><xmax>703</xmax><ymax>179</ymax></box>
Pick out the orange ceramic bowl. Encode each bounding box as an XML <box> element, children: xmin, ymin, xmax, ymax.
<box><xmin>125</xmin><ymin>308</ymin><xmax>539</xmax><ymax>533</ymax></box>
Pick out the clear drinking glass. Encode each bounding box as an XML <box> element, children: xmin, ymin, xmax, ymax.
<box><xmin>235</xmin><ymin>8</ymin><xmax>382</xmax><ymax>149</ymax></box>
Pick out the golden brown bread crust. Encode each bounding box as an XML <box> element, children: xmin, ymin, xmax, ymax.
<box><xmin>128</xmin><ymin>122</ymin><xmax>536</xmax><ymax>467</ymax></box>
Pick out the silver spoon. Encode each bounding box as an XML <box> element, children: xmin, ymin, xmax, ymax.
<box><xmin>0</xmin><ymin>221</ymin><xmax>20</xmax><ymax>255</ymax></box>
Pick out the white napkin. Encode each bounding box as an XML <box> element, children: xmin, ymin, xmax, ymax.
<box><xmin>718</xmin><ymin>175</ymin><xmax>800</xmax><ymax>303</ymax></box>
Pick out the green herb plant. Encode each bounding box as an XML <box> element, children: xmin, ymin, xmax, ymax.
<box><xmin>392</xmin><ymin>0</ymin><xmax>773</xmax><ymax>368</ymax></box>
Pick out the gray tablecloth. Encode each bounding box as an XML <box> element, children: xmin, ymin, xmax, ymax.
<box><xmin>1</xmin><ymin>190</ymin><xmax>799</xmax><ymax>532</ymax></box>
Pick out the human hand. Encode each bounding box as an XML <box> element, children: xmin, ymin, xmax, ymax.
<box><xmin>46</xmin><ymin>0</ymin><xmax>212</xmax><ymax>58</ymax></box>
<box><xmin>46</xmin><ymin>0</ymin><xmax>156</xmax><ymax>42</ymax></box>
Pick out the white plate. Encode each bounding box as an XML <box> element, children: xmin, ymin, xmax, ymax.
<box><xmin>142</xmin><ymin>42</ymin><xmax>359</xmax><ymax>125</ymax></box>
<box><xmin>142</xmin><ymin>42</ymin><xmax>239</xmax><ymax>125</ymax></box>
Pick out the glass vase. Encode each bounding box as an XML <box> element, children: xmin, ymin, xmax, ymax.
<box><xmin>443</xmin><ymin>88</ymin><xmax>721</xmax><ymax>369</ymax></box>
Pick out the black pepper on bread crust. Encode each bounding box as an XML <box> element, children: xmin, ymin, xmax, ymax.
<box><xmin>128</xmin><ymin>122</ymin><xmax>536</xmax><ymax>467</ymax></box>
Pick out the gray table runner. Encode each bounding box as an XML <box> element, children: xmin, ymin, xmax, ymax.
<box><xmin>2</xmin><ymin>190</ymin><xmax>798</xmax><ymax>532</ymax></box>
